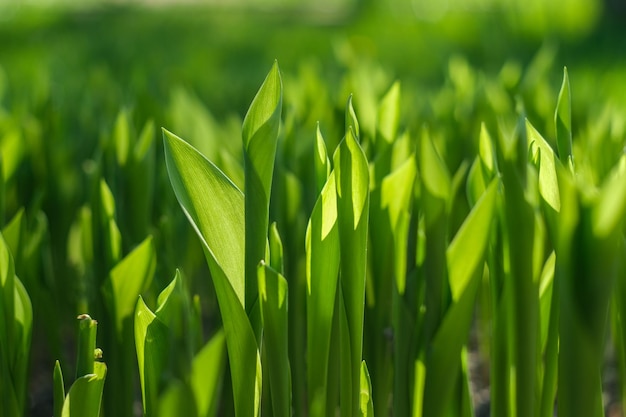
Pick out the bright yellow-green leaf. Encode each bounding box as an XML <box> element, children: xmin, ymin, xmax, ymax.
<box><xmin>335</xmin><ymin>125</ymin><xmax>370</xmax><ymax>417</ymax></box>
<box><xmin>258</xmin><ymin>262</ymin><xmax>291</xmax><ymax>417</ymax></box>
<box><xmin>163</xmin><ymin>129</ymin><xmax>245</xmax><ymax>306</ymax></box>
<box><xmin>592</xmin><ymin>154</ymin><xmax>626</xmax><ymax>238</ymax></box>
<box><xmin>359</xmin><ymin>361</ymin><xmax>374</xmax><ymax>417</ymax></box>
<box><xmin>447</xmin><ymin>179</ymin><xmax>498</xmax><ymax>301</ymax></box>
<box><xmin>527</xmin><ymin>119</ymin><xmax>561</xmax><ymax>212</ymax></box>
<box><xmin>104</xmin><ymin>236</ymin><xmax>156</xmax><ymax>335</ymax></box>
<box><xmin>61</xmin><ymin>362</ymin><xmax>107</xmax><ymax>417</ymax></box>
<box><xmin>420</xmin><ymin>129</ymin><xmax>450</xmax><ymax>201</ymax></box>
<box><xmin>306</xmin><ymin>172</ymin><xmax>340</xmax><ymax>417</ymax></box>
<box><xmin>555</xmin><ymin>67</ymin><xmax>572</xmax><ymax>164</ymax></box>
<box><xmin>191</xmin><ymin>330</ymin><xmax>226</xmax><ymax>417</ymax></box>
<box><xmin>377</xmin><ymin>81</ymin><xmax>400</xmax><ymax>145</ymax></box>
<box><xmin>135</xmin><ymin>296</ymin><xmax>169</xmax><ymax>417</ymax></box>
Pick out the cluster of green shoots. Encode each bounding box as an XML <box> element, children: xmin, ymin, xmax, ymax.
<box><xmin>2</xmin><ymin>60</ymin><xmax>626</xmax><ymax>417</ymax></box>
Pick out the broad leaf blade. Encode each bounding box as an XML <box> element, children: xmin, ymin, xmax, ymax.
<box><xmin>62</xmin><ymin>362</ymin><xmax>107</xmax><ymax>417</ymax></box>
<box><xmin>163</xmin><ymin>128</ymin><xmax>245</xmax><ymax>305</ymax></box>
<box><xmin>164</xmin><ymin>129</ymin><xmax>261</xmax><ymax>417</ymax></box>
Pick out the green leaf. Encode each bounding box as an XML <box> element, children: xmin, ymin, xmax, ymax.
<box><xmin>420</xmin><ymin>128</ymin><xmax>451</xmax><ymax>201</ymax></box>
<box><xmin>359</xmin><ymin>361</ymin><xmax>374</xmax><ymax>417</ymax></box>
<box><xmin>243</xmin><ymin>61</ymin><xmax>283</xmax><ymax>317</ymax></box>
<box><xmin>306</xmin><ymin>173</ymin><xmax>340</xmax><ymax>417</ymax></box>
<box><xmin>0</xmin><ymin>229</ymin><xmax>31</xmax><ymax>417</ymax></box>
<box><xmin>592</xmin><ymin>155</ymin><xmax>626</xmax><ymax>238</ymax></box>
<box><xmin>380</xmin><ymin>154</ymin><xmax>416</xmax><ymax>294</ymax></box>
<box><xmin>104</xmin><ymin>235</ymin><xmax>156</xmax><ymax>336</ymax></box>
<box><xmin>158</xmin><ymin>381</ymin><xmax>198</xmax><ymax>417</ymax></box>
<box><xmin>53</xmin><ymin>361</ymin><xmax>65</xmax><ymax>417</ymax></box>
<box><xmin>268</xmin><ymin>223</ymin><xmax>284</xmax><ymax>275</ymax></box>
<box><xmin>447</xmin><ymin>179</ymin><xmax>498</xmax><ymax>301</ymax></box>
<box><xmin>527</xmin><ymin>119</ymin><xmax>561</xmax><ymax>213</ymax></box>
<box><xmin>377</xmin><ymin>81</ymin><xmax>400</xmax><ymax>145</ymax></box>
<box><xmin>554</xmin><ymin>67</ymin><xmax>572</xmax><ymax>164</ymax></box>
<box><xmin>2</xmin><ymin>208</ymin><xmax>24</xmax><ymax>262</ymax></box>
<box><xmin>75</xmin><ymin>314</ymin><xmax>97</xmax><ymax>380</ymax></box>
<box><xmin>113</xmin><ymin>109</ymin><xmax>131</xmax><ymax>167</ymax></box>
<box><xmin>61</xmin><ymin>362</ymin><xmax>107</xmax><ymax>417</ymax></box>
<box><xmin>163</xmin><ymin>128</ymin><xmax>245</xmax><ymax>306</ymax></box>
<box><xmin>421</xmin><ymin>179</ymin><xmax>498</xmax><ymax>416</ymax></box>
<box><xmin>345</xmin><ymin>95</ymin><xmax>360</xmax><ymax>140</ymax></box>
<box><xmin>314</xmin><ymin>123</ymin><xmax>331</xmax><ymax>195</ymax></box>
<box><xmin>191</xmin><ymin>330</ymin><xmax>226</xmax><ymax>417</ymax></box>
<box><xmin>99</xmin><ymin>180</ymin><xmax>121</xmax><ymax>267</ymax></box>
<box><xmin>258</xmin><ymin>262</ymin><xmax>291</xmax><ymax>417</ymax></box>
<box><xmin>334</xmin><ymin>126</ymin><xmax>370</xmax><ymax>417</ymax></box>
<box><xmin>135</xmin><ymin>296</ymin><xmax>170</xmax><ymax>417</ymax></box>
<box><xmin>163</xmin><ymin>129</ymin><xmax>261</xmax><ymax>417</ymax></box>
<box><xmin>478</xmin><ymin>123</ymin><xmax>495</xmax><ymax>174</ymax></box>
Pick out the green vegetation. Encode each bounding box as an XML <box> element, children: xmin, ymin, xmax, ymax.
<box><xmin>1</xmin><ymin>1</ymin><xmax>626</xmax><ymax>416</ymax></box>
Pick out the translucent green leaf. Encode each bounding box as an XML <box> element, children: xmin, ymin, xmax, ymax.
<box><xmin>479</xmin><ymin>123</ymin><xmax>495</xmax><ymax>174</ymax></box>
<box><xmin>104</xmin><ymin>236</ymin><xmax>156</xmax><ymax>335</ymax></box>
<box><xmin>164</xmin><ymin>129</ymin><xmax>261</xmax><ymax>417</ymax></box>
<box><xmin>113</xmin><ymin>110</ymin><xmax>131</xmax><ymax>167</ymax></box>
<box><xmin>163</xmin><ymin>129</ymin><xmax>244</xmax><ymax>305</ymax></box>
<box><xmin>380</xmin><ymin>155</ymin><xmax>416</xmax><ymax>293</ymax></box>
<box><xmin>345</xmin><ymin>95</ymin><xmax>360</xmax><ymax>140</ymax></box>
<box><xmin>466</xmin><ymin>157</ymin><xmax>487</xmax><ymax>208</ymax></box>
<box><xmin>377</xmin><ymin>81</ymin><xmax>400</xmax><ymax>145</ymax></box>
<box><xmin>1</xmin><ymin>129</ymin><xmax>25</xmax><ymax>181</ymax></box>
<box><xmin>258</xmin><ymin>262</ymin><xmax>291</xmax><ymax>417</ymax></box>
<box><xmin>359</xmin><ymin>361</ymin><xmax>374</xmax><ymax>417</ymax></box>
<box><xmin>191</xmin><ymin>330</ymin><xmax>226</xmax><ymax>417</ymax></box>
<box><xmin>242</xmin><ymin>61</ymin><xmax>283</xmax><ymax>316</ymax></box>
<box><xmin>306</xmin><ymin>173</ymin><xmax>340</xmax><ymax>417</ymax></box>
<box><xmin>2</xmin><ymin>208</ymin><xmax>24</xmax><ymax>261</ymax></box>
<box><xmin>592</xmin><ymin>155</ymin><xmax>626</xmax><ymax>238</ymax></box>
<box><xmin>420</xmin><ymin>128</ymin><xmax>450</xmax><ymax>201</ymax></box>
<box><xmin>99</xmin><ymin>180</ymin><xmax>121</xmax><ymax>266</ymax></box>
<box><xmin>334</xmin><ymin>126</ymin><xmax>370</xmax><ymax>417</ymax></box>
<box><xmin>554</xmin><ymin>67</ymin><xmax>572</xmax><ymax>164</ymax></box>
<box><xmin>314</xmin><ymin>123</ymin><xmax>331</xmax><ymax>195</ymax></box>
<box><xmin>447</xmin><ymin>179</ymin><xmax>498</xmax><ymax>301</ymax></box>
<box><xmin>420</xmin><ymin>179</ymin><xmax>498</xmax><ymax>416</ymax></box>
<box><xmin>61</xmin><ymin>362</ymin><xmax>107</xmax><ymax>417</ymax></box>
<box><xmin>268</xmin><ymin>223</ymin><xmax>284</xmax><ymax>275</ymax></box>
<box><xmin>527</xmin><ymin>119</ymin><xmax>561</xmax><ymax>213</ymax></box>
<box><xmin>135</xmin><ymin>296</ymin><xmax>169</xmax><ymax>417</ymax></box>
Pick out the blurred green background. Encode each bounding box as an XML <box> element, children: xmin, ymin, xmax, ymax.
<box><xmin>1</xmin><ymin>0</ymin><xmax>626</xmax><ymax>415</ymax></box>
